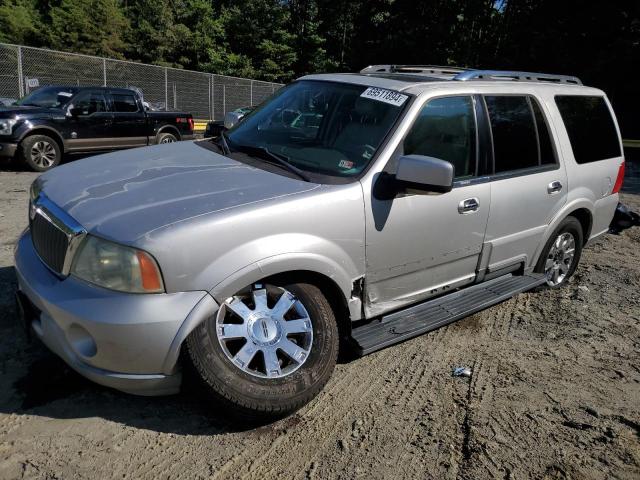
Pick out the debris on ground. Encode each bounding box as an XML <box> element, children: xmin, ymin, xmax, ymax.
<box><xmin>452</xmin><ymin>366</ymin><xmax>472</xmax><ymax>378</ymax></box>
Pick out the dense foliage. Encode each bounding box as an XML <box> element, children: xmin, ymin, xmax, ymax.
<box><xmin>0</xmin><ymin>0</ymin><xmax>638</xmax><ymax>135</ymax></box>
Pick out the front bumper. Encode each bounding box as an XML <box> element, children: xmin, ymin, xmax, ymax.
<box><xmin>0</xmin><ymin>141</ymin><xmax>18</xmax><ymax>158</ymax></box>
<box><xmin>14</xmin><ymin>230</ymin><xmax>219</xmax><ymax>396</ymax></box>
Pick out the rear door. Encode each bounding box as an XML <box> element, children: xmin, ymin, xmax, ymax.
<box><xmin>480</xmin><ymin>94</ymin><xmax>568</xmax><ymax>273</ymax></box>
<box><xmin>65</xmin><ymin>90</ymin><xmax>112</xmax><ymax>151</ymax></box>
<box><xmin>108</xmin><ymin>91</ymin><xmax>148</xmax><ymax>147</ymax></box>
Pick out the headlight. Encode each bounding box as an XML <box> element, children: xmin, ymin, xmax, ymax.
<box><xmin>71</xmin><ymin>236</ymin><xmax>165</xmax><ymax>293</ymax></box>
<box><xmin>30</xmin><ymin>179</ymin><xmax>42</xmax><ymax>201</ymax></box>
<box><xmin>0</xmin><ymin>118</ymin><xmax>17</xmax><ymax>135</ymax></box>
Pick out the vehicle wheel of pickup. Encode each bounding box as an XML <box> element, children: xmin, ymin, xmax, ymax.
<box><xmin>186</xmin><ymin>282</ymin><xmax>339</xmax><ymax>421</ymax></box>
<box><xmin>158</xmin><ymin>132</ymin><xmax>178</xmax><ymax>144</ymax></box>
<box><xmin>21</xmin><ymin>134</ymin><xmax>61</xmax><ymax>172</ymax></box>
<box><xmin>535</xmin><ymin>216</ymin><xmax>583</xmax><ymax>287</ymax></box>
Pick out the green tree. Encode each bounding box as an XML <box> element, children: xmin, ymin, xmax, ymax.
<box><xmin>48</xmin><ymin>0</ymin><xmax>130</xmax><ymax>58</ymax></box>
<box><xmin>0</xmin><ymin>0</ymin><xmax>43</xmax><ymax>45</ymax></box>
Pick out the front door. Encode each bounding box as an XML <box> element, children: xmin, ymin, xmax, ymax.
<box><xmin>363</xmin><ymin>95</ymin><xmax>490</xmax><ymax>317</ymax></box>
<box><xmin>480</xmin><ymin>95</ymin><xmax>568</xmax><ymax>272</ymax></box>
<box><xmin>65</xmin><ymin>91</ymin><xmax>112</xmax><ymax>151</ymax></box>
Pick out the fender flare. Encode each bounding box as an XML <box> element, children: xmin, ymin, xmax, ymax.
<box><xmin>209</xmin><ymin>252</ymin><xmax>356</xmax><ymax>304</ymax></box>
<box><xmin>17</xmin><ymin>125</ymin><xmax>66</xmax><ymax>152</ymax></box>
<box><xmin>529</xmin><ymin>198</ymin><xmax>595</xmax><ymax>268</ymax></box>
<box><xmin>155</xmin><ymin>124</ymin><xmax>181</xmax><ymax>142</ymax></box>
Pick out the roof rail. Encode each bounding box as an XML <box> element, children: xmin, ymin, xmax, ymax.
<box><xmin>454</xmin><ymin>70</ymin><xmax>582</xmax><ymax>85</ymax></box>
<box><xmin>360</xmin><ymin>64</ymin><xmax>466</xmax><ymax>76</ymax></box>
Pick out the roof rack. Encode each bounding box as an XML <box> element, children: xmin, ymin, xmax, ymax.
<box><xmin>359</xmin><ymin>65</ymin><xmax>582</xmax><ymax>85</ymax></box>
<box><xmin>360</xmin><ymin>64</ymin><xmax>466</xmax><ymax>76</ymax></box>
<box><xmin>454</xmin><ymin>70</ymin><xmax>582</xmax><ymax>85</ymax></box>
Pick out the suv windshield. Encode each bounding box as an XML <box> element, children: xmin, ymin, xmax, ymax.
<box><xmin>226</xmin><ymin>80</ymin><xmax>409</xmax><ymax>178</ymax></box>
<box><xmin>16</xmin><ymin>87</ymin><xmax>77</xmax><ymax>108</ymax></box>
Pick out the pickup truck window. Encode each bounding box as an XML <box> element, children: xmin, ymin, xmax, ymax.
<box><xmin>112</xmin><ymin>94</ymin><xmax>139</xmax><ymax>113</ymax></box>
<box><xmin>555</xmin><ymin>95</ymin><xmax>621</xmax><ymax>164</ymax></box>
<box><xmin>71</xmin><ymin>92</ymin><xmax>107</xmax><ymax>115</ymax></box>
<box><xmin>226</xmin><ymin>80</ymin><xmax>407</xmax><ymax>178</ymax></box>
<box><xmin>404</xmin><ymin>96</ymin><xmax>477</xmax><ymax>179</ymax></box>
<box><xmin>16</xmin><ymin>86</ymin><xmax>77</xmax><ymax>108</ymax></box>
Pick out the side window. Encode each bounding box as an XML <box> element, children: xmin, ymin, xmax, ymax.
<box><xmin>484</xmin><ymin>96</ymin><xmax>539</xmax><ymax>173</ymax></box>
<box><xmin>71</xmin><ymin>92</ymin><xmax>107</xmax><ymax>116</ymax></box>
<box><xmin>404</xmin><ymin>96</ymin><xmax>477</xmax><ymax>179</ymax></box>
<box><xmin>112</xmin><ymin>94</ymin><xmax>139</xmax><ymax>113</ymax></box>
<box><xmin>555</xmin><ymin>95</ymin><xmax>621</xmax><ymax>164</ymax></box>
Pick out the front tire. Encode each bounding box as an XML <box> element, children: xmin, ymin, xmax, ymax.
<box><xmin>535</xmin><ymin>216</ymin><xmax>583</xmax><ymax>287</ymax></box>
<box><xmin>186</xmin><ymin>282</ymin><xmax>339</xmax><ymax>421</ymax></box>
<box><xmin>21</xmin><ymin>134</ymin><xmax>61</xmax><ymax>172</ymax></box>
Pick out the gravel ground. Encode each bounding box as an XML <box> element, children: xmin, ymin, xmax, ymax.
<box><xmin>0</xmin><ymin>165</ymin><xmax>639</xmax><ymax>480</ymax></box>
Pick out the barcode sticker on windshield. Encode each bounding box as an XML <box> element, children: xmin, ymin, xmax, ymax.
<box><xmin>360</xmin><ymin>87</ymin><xmax>408</xmax><ymax>106</ymax></box>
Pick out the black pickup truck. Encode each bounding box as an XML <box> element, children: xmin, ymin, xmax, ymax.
<box><xmin>0</xmin><ymin>86</ymin><xmax>194</xmax><ymax>171</ymax></box>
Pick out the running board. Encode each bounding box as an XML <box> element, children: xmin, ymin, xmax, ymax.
<box><xmin>351</xmin><ymin>273</ymin><xmax>546</xmax><ymax>355</ymax></box>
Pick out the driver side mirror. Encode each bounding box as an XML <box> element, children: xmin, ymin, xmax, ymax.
<box><xmin>395</xmin><ymin>154</ymin><xmax>454</xmax><ymax>194</ymax></box>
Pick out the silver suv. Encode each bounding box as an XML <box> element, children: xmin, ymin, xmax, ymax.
<box><xmin>15</xmin><ymin>66</ymin><xmax>625</xmax><ymax>420</ymax></box>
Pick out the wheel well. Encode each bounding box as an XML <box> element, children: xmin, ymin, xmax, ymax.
<box><xmin>157</xmin><ymin>125</ymin><xmax>181</xmax><ymax>141</ymax></box>
<box><xmin>261</xmin><ymin>270</ymin><xmax>352</xmax><ymax>339</ymax></box>
<box><xmin>21</xmin><ymin>129</ymin><xmax>65</xmax><ymax>153</ymax></box>
<box><xmin>567</xmin><ymin>208</ymin><xmax>592</xmax><ymax>245</ymax></box>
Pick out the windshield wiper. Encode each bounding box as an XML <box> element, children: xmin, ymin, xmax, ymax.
<box><xmin>232</xmin><ymin>143</ymin><xmax>311</xmax><ymax>182</ymax></box>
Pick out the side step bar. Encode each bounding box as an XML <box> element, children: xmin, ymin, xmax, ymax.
<box><xmin>351</xmin><ymin>273</ymin><xmax>546</xmax><ymax>355</ymax></box>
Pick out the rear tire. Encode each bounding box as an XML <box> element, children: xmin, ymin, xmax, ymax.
<box><xmin>185</xmin><ymin>282</ymin><xmax>339</xmax><ymax>421</ymax></box>
<box><xmin>535</xmin><ymin>216</ymin><xmax>583</xmax><ymax>288</ymax></box>
<box><xmin>157</xmin><ymin>132</ymin><xmax>178</xmax><ymax>144</ymax></box>
<box><xmin>21</xmin><ymin>134</ymin><xmax>61</xmax><ymax>172</ymax></box>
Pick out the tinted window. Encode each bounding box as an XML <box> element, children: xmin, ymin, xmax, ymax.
<box><xmin>112</xmin><ymin>94</ymin><xmax>139</xmax><ymax>112</ymax></box>
<box><xmin>485</xmin><ymin>96</ymin><xmax>538</xmax><ymax>173</ymax></box>
<box><xmin>404</xmin><ymin>96</ymin><xmax>476</xmax><ymax>178</ymax></box>
<box><xmin>72</xmin><ymin>92</ymin><xmax>107</xmax><ymax>115</ymax></box>
<box><xmin>531</xmin><ymin>99</ymin><xmax>556</xmax><ymax>166</ymax></box>
<box><xmin>555</xmin><ymin>95</ymin><xmax>621</xmax><ymax>163</ymax></box>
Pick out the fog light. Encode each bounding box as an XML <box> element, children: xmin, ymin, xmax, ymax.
<box><xmin>67</xmin><ymin>324</ymin><xmax>97</xmax><ymax>358</ymax></box>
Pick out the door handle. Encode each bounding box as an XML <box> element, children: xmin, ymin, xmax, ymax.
<box><xmin>458</xmin><ymin>197</ymin><xmax>480</xmax><ymax>214</ymax></box>
<box><xmin>547</xmin><ymin>181</ymin><xmax>563</xmax><ymax>194</ymax></box>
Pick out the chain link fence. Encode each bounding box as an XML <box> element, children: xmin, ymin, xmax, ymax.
<box><xmin>0</xmin><ymin>43</ymin><xmax>282</xmax><ymax>120</ymax></box>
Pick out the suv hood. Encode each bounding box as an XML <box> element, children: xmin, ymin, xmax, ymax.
<box><xmin>38</xmin><ymin>141</ymin><xmax>319</xmax><ymax>243</ymax></box>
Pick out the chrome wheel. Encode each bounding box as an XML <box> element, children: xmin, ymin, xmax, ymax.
<box><xmin>160</xmin><ymin>135</ymin><xmax>176</xmax><ymax>143</ymax></box>
<box><xmin>30</xmin><ymin>141</ymin><xmax>56</xmax><ymax>168</ymax></box>
<box><xmin>544</xmin><ymin>232</ymin><xmax>576</xmax><ymax>286</ymax></box>
<box><xmin>216</xmin><ymin>286</ymin><xmax>313</xmax><ymax>379</ymax></box>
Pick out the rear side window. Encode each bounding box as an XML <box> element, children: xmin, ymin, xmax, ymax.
<box><xmin>485</xmin><ymin>96</ymin><xmax>538</xmax><ymax>173</ymax></box>
<box><xmin>404</xmin><ymin>96</ymin><xmax>477</xmax><ymax>179</ymax></box>
<box><xmin>555</xmin><ymin>95</ymin><xmax>621</xmax><ymax>163</ymax></box>
<box><xmin>112</xmin><ymin>94</ymin><xmax>139</xmax><ymax>113</ymax></box>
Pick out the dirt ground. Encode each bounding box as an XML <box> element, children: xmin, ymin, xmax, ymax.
<box><xmin>0</xmin><ymin>165</ymin><xmax>638</xmax><ymax>480</ymax></box>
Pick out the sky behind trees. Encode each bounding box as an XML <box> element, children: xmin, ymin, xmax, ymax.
<box><xmin>1</xmin><ymin>0</ymin><xmax>638</xmax><ymax>136</ymax></box>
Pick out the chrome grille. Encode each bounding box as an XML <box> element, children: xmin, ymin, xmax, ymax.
<box><xmin>31</xmin><ymin>212</ymin><xmax>69</xmax><ymax>273</ymax></box>
<box><xmin>29</xmin><ymin>194</ymin><xmax>86</xmax><ymax>276</ymax></box>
